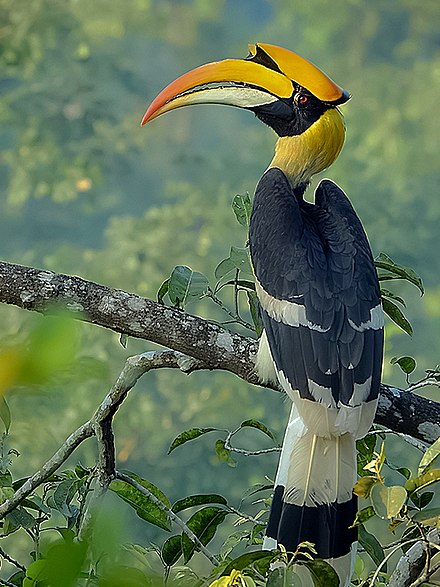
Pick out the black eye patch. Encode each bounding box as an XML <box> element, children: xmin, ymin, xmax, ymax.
<box><xmin>252</xmin><ymin>92</ymin><xmax>330</xmax><ymax>137</ymax></box>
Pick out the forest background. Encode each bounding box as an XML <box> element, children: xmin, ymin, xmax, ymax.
<box><xmin>0</xmin><ymin>0</ymin><xmax>439</xmax><ymax>584</ymax></box>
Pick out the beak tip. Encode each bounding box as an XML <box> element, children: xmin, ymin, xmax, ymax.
<box><xmin>342</xmin><ymin>89</ymin><xmax>351</xmax><ymax>103</ymax></box>
<box><xmin>140</xmin><ymin>113</ymin><xmax>149</xmax><ymax>126</ymax></box>
<box><xmin>332</xmin><ymin>88</ymin><xmax>351</xmax><ymax>106</ymax></box>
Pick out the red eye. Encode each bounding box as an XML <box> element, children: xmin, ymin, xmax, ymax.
<box><xmin>296</xmin><ymin>93</ymin><xmax>309</xmax><ymax>105</ymax></box>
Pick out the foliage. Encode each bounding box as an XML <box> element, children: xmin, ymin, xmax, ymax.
<box><xmin>0</xmin><ymin>198</ymin><xmax>437</xmax><ymax>585</ymax></box>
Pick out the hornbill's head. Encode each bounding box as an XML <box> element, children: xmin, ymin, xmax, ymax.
<box><xmin>142</xmin><ymin>43</ymin><xmax>350</xmax><ymax>184</ymax></box>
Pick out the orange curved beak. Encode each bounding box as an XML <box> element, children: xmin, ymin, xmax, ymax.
<box><xmin>141</xmin><ymin>43</ymin><xmax>349</xmax><ymax>126</ymax></box>
<box><xmin>141</xmin><ymin>58</ymin><xmax>293</xmax><ymax>125</ymax></box>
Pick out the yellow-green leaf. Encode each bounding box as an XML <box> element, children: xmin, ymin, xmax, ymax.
<box><xmin>110</xmin><ymin>473</ymin><xmax>171</xmax><ymax>532</ymax></box>
<box><xmin>232</xmin><ymin>193</ymin><xmax>252</xmax><ymax>228</ymax></box>
<box><xmin>418</xmin><ymin>438</ymin><xmax>440</xmax><ymax>476</ymax></box>
<box><xmin>354</xmin><ymin>476</ymin><xmax>379</xmax><ymax>499</ymax></box>
<box><xmin>405</xmin><ymin>469</ymin><xmax>440</xmax><ymax>493</ymax></box>
<box><xmin>370</xmin><ymin>484</ymin><xmax>407</xmax><ymax>519</ymax></box>
<box><xmin>412</xmin><ymin>507</ymin><xmax>440</xmax><ymax>528</ymax></box>
<box><xmin>351</xmin><ymin>506</ymin><xmax>376</xmax><ymax>527</ymax></box>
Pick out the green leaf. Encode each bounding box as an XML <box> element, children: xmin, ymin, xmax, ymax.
<box><xmin>370</xmin><ymin>484</ymin><xmax>407</xmax><ymax>519</ymax></box>
<box><xmin>222</xmin><ymin>550</ymin><xmax>278</xmax><ymax>576</ymax></box>
<box><xmin>167</xmin><ymin>265</ymin><xmax>209</xmax><ymax>308</ymax></box>
<box><xmin>23</xmin><ymin>560</ymin><xmax>47</xmax><ymax>587</ymax></box>
<box><xmin>168</xmin><ymin>427</ymin><xmax>216</xmax><ymax>454</ymax></box>
<box><xmin>241</xmin><ymin>483</ymin><xmax>273</xmax><ymax>499</ymax></box>
<box><xmin>0</xmin><ymin>396</ymin><xmax>11</xmax><ymax>432</ymax></box>
<box><xmin>0</xmin><ymin>485</ymin><xmax>14</xmax><ymax>508</ymax></box>
<box><xmin>229</xmin><ymin>246</ymin><xmax>253</xmax><ymax>275</ymax></box>
<box><xmin>353</xmin><ymin>555</ymin><xmax>365</xmax><ymax>579</ymax></box>
<box><xmin>405</xmin><ymin>469</ymin><xmax>440</xmax><ymax>493</ymax></box>
<box><xmin>172</xmin><ymin>494</ymin><xmax>227</xmax><ymax>513</ymax></box>
<box><xmin>157</xmin><ymin>278</ymin><xmax>169</xmax><ymax>304</ymax></box>
<box><xmin>410</xmin><ymin>491</ymin><xmax>434</xmax><ymax>509</ymax></box>
<box><xmin>251</xmin><ymin>522</ymin><xmax>267</xmax><ymax>545</ymax></box>
<box><xmin>34</xmin><ymin>540</ymin><xmax>87</xmax><ymax>587</ymax></box>
<box><xmin>267</xmin><ymin>567</ymin><xmax>303</xmax><ymax>586</ymax></box>
<box><xmin>418</xmin><ymin>437</ymin><xmax>440</xmax><ymax>476</ymax></box>
<box><xmin>6</xmin><ymin>570</ymin><xmax>26</xmax><ymax>587</ymax></box>
<box><xmin>5</xmin><ymin>507</ymin><xmax>35</xmax><ymax>533</ymax></box>
<box><xmin>0</xmin><ymin>469</ymin><xmax>13</xmax><ymax>487</ymax></box>
<box><xmin>220</xmin><ymin>530</ymin><xmax>249</xmax><ymax>559</ymax></box>
<box><xmin>215</xmin><ymin>439</ymin><xmax>236</xmax><ymax>467</ymax></box>
<box><xmin>412</xmin><ymin>507</ymin><xmax>440</xmax><ymax>527</ymax></box>
<box><xmin>304</xmin><ymin>559</ymin><xmax>340</xmax><ymax>587</ymax></box>
<box><xmin>357</xmin><ymin>435</ymin><xmax>376</xmax><ymax>476</ymax></box>
<box><xmin>53</xmin><ymin>478</ymin><xmax>76</xmax><ymax>516</ymax></box>
<box><xmin>358</xmin><ymin>524</ymin><xmax>386</xmax><ymax>569</ymax></box>
<box><xmin>351</xmin><ymin>506</ymin><xmax>376</xmax><ymax>527</ymax></box>
<box><xmin>162</xmin><ymin>535</ymin><xmax>183</xmax><ymax>566</ymax></box>
<box><xmin>110</xmin><ymin>473</ymin><xmax>171</xmax><ymax>532</ymax></box>
<box><xmin>353</xmin><ymin>475</ymin><xmax>379</xmax><ymax>499</ymax></box>
<box><xmin>397</xmin><ymin>467</ymin><xmax>412</xmax><ymax>480</ymax></box>
<box><xmin>375</xmin><ymin>252</ymin><xmax>424</xmax><ymax>295</ymax></box>
<box><xmin>75</xmin><ymin>463</ymin><xmax>89</xmax><ymax>479</ymax></box>
<box><xmin>240</xmin><ymin>419</ymin><xmax>275</xmax><ymax>441</ymax></box>
<box><xmin>390</xmin><ymin>356</ymin><xmax>416</xmax><ymax>374</ymax></box>
<box><xmin>181</xmin><ymin>506</ymin><xmax>228</xmax><ymax>563</ymax></box>
<box><xmin>215</xmin><ymin>257</ymin><xmax>236</xmax><ymax>280</ymax></box>
<box><xmin>382</xmin><ymin>298</ymin><xmax>413</xmax><ymax>335</ymax></box>
<box><xmin>246</xmin><ymin>290</ymin><xmax>263</xmax><ymax>336</ymax></box>
<box><xmin>22</xmin><ymin>495</ymin><xmax>50</xmax><ymax>515</ymax></box>
<box><xmin>232</xmin><ymin>193</ymin><xmax>252</xmax><ymax>227</ymax></box>
<box><xmin>99</xmin><ymin>564</ymin><xmax>149</xmax><ymax>586</ymax></box>
<box><xmin>380</xmin><ymin>288</ymin><xmax>406</xmax><ymax>306</ymax></box>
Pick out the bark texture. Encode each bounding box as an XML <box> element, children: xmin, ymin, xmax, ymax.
<box><xmin>0</xmin><ymin>260</ymin><xmax>438</xmax><ymax>444</ymax></box>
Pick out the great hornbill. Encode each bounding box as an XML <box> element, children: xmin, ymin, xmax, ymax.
<box><xmin>142</xmin><ymin>43</ymin><xmax>384</xmax><ymax>586</ymax></box>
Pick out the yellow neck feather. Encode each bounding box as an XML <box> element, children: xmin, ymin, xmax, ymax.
<box><xmin>269</xmin><ymin>108</ymin><xmax>346</xmax><ymax>187</ymax></box>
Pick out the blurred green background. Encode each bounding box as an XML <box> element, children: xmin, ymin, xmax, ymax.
<box><xmin>0</xmin><ymin>0</ymin><xmax>438</xmax><ymax>559</ymax></box>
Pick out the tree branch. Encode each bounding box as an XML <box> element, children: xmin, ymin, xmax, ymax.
<box><xmin>388</xmin><ymin>529</ymin><xmax>440</xmax><ymax>587</ymax></box>
<box><xmin>0</xmin><ymin>349</ymin><xmax>205</xmax><ymax>520</ymax></box>
<box><xmin>0</xmin><ymin>260</ymin><xmax>438</xmax><ymax>444</ymax></box>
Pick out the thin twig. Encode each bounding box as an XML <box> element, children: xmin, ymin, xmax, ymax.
<box><xmin>206</xmin><ymin>289</ymin><xmax>254</xmax><ymax>331</ymax></box>
<box><xmin>406</xmin><ymin>371</ymin><xmax>440</xmax><ymax>393</ymax></box>
<box><xmin>115</xmin><ymin>471</ymin><xmax>220</xmax><ymax>566</ymax></box>
<box><xmin>412</xmin><ymin>539</ymin><xmax>431</xmax><ymax>587</ymax></box>
<box><xmin>0</xmin><ymin>421</ymin><xmax>93</xmax><ymax>519</ymax></box>
<box><xmin>0</xmin><ymin>578</ymin><xmax>19</xmax><ymax>587</ymax></box>
<box><xmin>388</xmin><ymin>530</ymin><xmax>440</xmax><ymax>587</ymax></box>
<box><xmin>0</xmin><ymin>546</ymin><xmax>26</xmax><ymax>571</ymax></box>
<box><xmin>420</xmin><ymin>558</ymin><xmax>440</xmax><ymax>585</ymax></box>
<box><xmin>227</xmin><ymin>505</ymin><xmax>267</xmax><ymax>526</ymax></box>
<box><xmin>224</xmin><ymin>429</ymin><xmax>280</xmax><ymax>456</ymax></box>
<box><xmin>233</xmin><ymin>270</ymin><xmax>240</xmax><ymax>319</ymax></box>
<box><xmin>369</xmin><ymin>538</ymin><xmax>424</xmax><ymax>586</ymax></box>
<box><xmin>0</xmin><ymin>350</ymin><xmax>205</xmax><ymax>520</ymax></box>
<box><xmin>407</xmin><ymin>379</ymin><xmax>440</xmax><ymax>392</ymax></box>
<box><xmin>409</xmin><ymin>548</ymin><xmax>440</xmax><ymax>587</ymax></box>
<box><xmin>367</xmin><ymin>428</ymin><xmax>429</xmax><ymax>451</ymax></box>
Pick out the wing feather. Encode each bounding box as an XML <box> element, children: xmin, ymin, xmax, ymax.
<box><xmin>250</xmin><ymin>168</ymin><xmax>383</xmax><ymax>407</ymax></box>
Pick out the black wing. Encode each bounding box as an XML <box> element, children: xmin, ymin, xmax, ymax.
<box><xmin>249</xmin><ymin>168</ymin><xmax>383</xmax><ymax>407</ymax></box>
